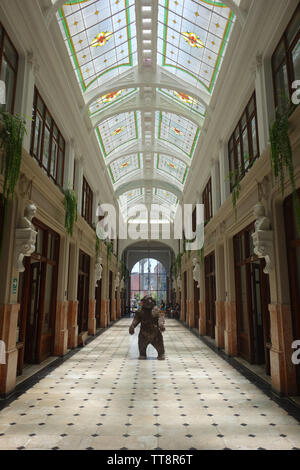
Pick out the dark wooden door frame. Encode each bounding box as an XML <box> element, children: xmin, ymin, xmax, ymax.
<box><xmin>234</xmin><ymin>223</ymin><xmax>271</xmax><ymax>373</ymax></box>
<box><xmin>18</xmin><ymin>219</ymin><xmax>60</xmax><ymax>370</ymax></box>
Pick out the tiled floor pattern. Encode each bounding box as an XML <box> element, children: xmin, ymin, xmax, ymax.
<box><xmin>0</xmin><ymin>318</ymin><xmax>299</xmax><ymax>450</ymax></box>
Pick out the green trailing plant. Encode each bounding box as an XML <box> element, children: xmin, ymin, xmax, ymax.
<box><xmin>62</xmin><ymin>187</ymin><xmax>78</xmax><ymax>236</ymax></box>
<box><xmin>121</xmin><ymin>261</ymin><xmax>127</xmax><ymax>280</ymax></box>
<box><xmin>226</xmin><ymin>154</ymin><xmax>254</xmax><ymax>222</ymax></box>
<box><xmin>198</xmin><ymin>246</ymin><xmax>204</xmax><ymax>266</ymax></box>
<box><xmin>0</xmin><ymin>111</ymin><xmax>27</xmax><ymax>255</ymax></box>
<box><xmin>95</xmin><ymin>233</ymin><xmax>101</xmax><ymax>258</ymax></box>
<box><xmin>270</xmin><ymin>106</ymin><xmax>300</xmax><ymax>237</ymax></box>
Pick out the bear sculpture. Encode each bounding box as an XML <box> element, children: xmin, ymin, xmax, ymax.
<box><xmin>129</xmin><ymin>295</ymin><xmax>165</xmax><ymax>360</ymax></box>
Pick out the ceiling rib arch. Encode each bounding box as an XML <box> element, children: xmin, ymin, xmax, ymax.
<box><xmin>115</xmin><ymin>179</ymin><xmax>182</xmax><ymax>200</ymax></box>
<box><xmin>83</xmin><ymin>65</ymin><xmax>211</xmax><ymax>111</ymax></box>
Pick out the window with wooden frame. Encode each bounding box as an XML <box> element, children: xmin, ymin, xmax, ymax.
<box><xmin>228</xmin><ymin>93</ymin><xmax>260</xmax><ymax>191</ymax></box>
<box><xmin>82</xmin><ymin>176</ymin><xmax>93</xmax><ymax>226</ymax></box>
<box><xmin>272</xmin><ymin>3</ymin><xmax>300</xmax><ymax>112</ymax></box>
<box><xmin>30</xmin><ymin>88</ymin><xmax>65</xmax><ymax>187</ymax></box>
<box><xmin>0</xmin><ymin>22</ymin><xmax>18</xmax><ymax>114</ymax></box>
<box><xmin>202</xmin><ymin>178</ymin><xmax>213</xmax><ymax>225</ymax></box>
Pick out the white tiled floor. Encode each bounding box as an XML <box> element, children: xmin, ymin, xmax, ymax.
<box><xmin>0</xmin><ymin>318</ymin><xmax>299</xmax><ymax>450</ymax></box>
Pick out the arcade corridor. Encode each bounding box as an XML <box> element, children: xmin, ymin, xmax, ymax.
<box><xmin>0</xmin><ymin>318</ymin><xmax>299</xmax><ymax>451</ymax></box>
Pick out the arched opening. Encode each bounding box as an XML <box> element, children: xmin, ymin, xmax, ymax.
<box><xmin>130</xmin><ymin>258</ymin><xmax>167</xmax><ymax>310</ymax></box>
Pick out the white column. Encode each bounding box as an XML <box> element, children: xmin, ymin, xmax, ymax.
<box><xmin>21</xmin><ymin>52</ymin><xmax>39</xmax><ymax>154</ymax></box>
<box><xmin>218</xmin><ymin>140</ymin><xmax>230</xmax><ymax>206</ymax></box>
<box><xmin>74</xmin><ymin>157</ymin><xmax>83</xmax><ymax>217</ymax></box>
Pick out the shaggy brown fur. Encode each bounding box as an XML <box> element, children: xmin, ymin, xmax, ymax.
<box><xmin>129</xmin><ymin>295</ymin><xmax>165</xmax><ymax>360</ymax></box>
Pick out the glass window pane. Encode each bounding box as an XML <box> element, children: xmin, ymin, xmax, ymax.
<box><xmin>50</xmin><ymin>139</ymin><xmax>58</xmax><ymax>179</ymax></box>
<box><xmin>291</xmin><ymin>37</ymin><xmax>300</xmax><ymax>81</ymax></box>
<box><xmin>240</xmin><ymin>265</ymin><xmax>248</xmax><ymax>334</ymax></box>
<box><xmin>33</xmin><ymin>114</ymin><xmax>43</xmax><ymax>159</ymax></box>
<box><xmin>242</xmin><ymin>127</ymin><xmax>249</xmax><ymax>168</ymax></box>
<box><xmin>287</xmin><ymin>8</ymin><xmax>300</xmax><ymax>47</ymax></box>
<box><xmin>273</xmin><ymin>40</ymin><xmax>286</xmax><ymax>69</ymax></box>
<box><xmin>43</xmin><ymin>264</ymin><xmax>54</xmax><ymax>334</ymax></box>
<box><xmin>36</xmin><ymin>229</ymin><xmax>44</xmax><ymax>255</ymax></box>
<box><xmin>251</xmin><ymin>117</ymin><xmax>258</xmax><ymax>158</ymax></box>
<box><xmin>42</xmin><ymin>126</ymin><xmax>51</xmax><ymax>170</ymax></box>
<box><xmin>3</xmin><ymin>35</ymin><xmax>18</xmax><ymax>69</ymax></box>
<box><xmin>0</xmin><ymin>57</ymin><xmax>15</xmax><ymax>113</ymax></box>
<box><xmin>275</xmin><ymin>63</ymin><xmax>290</xmax><ymax>110</ymax></box>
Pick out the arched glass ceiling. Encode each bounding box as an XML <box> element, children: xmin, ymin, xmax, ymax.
<box><xmin>155</xmin><ymin>154</ymin><xmax>189</xmax><ymax>185</ymax></box>
<box><xmin>158</xmin><ymin>88</ymin><xmax>206</xmax><ymax>117</ymax></box>
<box><xmin>57</xmin><ymin>0</ymin><xmax>137</xmax><ymax>92</ymax></box>
<box><xmin>157</xmin><ymin>0</ymin><xmax>235</xmax><ymax>93</ymax></box>
<box><xmin>108</xmin><ymin>153</ymin><xmax>143</xmax><ymax>185</ymax></box>
<box><xmin>153</xmin><ymin>188</ymin><xmax>178</xmax><ymax>207</ymax></box>
<box><xmin>88</xmin><ymin>88</ymin><xmax>138</xmax><ymax>117</ymax></box>
<box><xmin>119</xmin><ymin>188</ymin><xmax>145</xmax><ymax>207</ymax></box>
<box><xmin>155</xmin><ymin>111</ymin><xmax>200</xmax><ymax>159</ymax></box>
<box><xmin>96</xmin><ymin>111</ymin><xmax>141</xmax><ymax>158</ymax></box>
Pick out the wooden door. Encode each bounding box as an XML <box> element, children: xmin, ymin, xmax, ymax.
<box><xmin>205</xmin><ymin>253</ymin><xmax>216</xmax><ymax>338</ymax></box>
<box><xmin>108</xmin><ymin>271</ymin><xmax>113</xmax><ymax>323</ymax></box>
<box><xmin>184</xmin><ymin>271</ymin><xmax>187</xmax><ymax>322</ymax></box>
<box><xmin>234</xmin><ymin>225</ymin><xmax>271</xmax><ymax>372</ymax></box>
<box><xmin>24</xmin><ymin>262</ymin><xmax>41</xmax><ymax>364</ymax></box>
<box><xmin>284</xmin><ymin>191</ymin><xmax>300</xmax><ymax>392</ymax></box>
<box><xmin>95</xmin><ymin>279</ymin><xmax>102</xmax><ymax>329</ymax></box>
<box><xmin>194</xmin><ymin>280</ymin><xmax>200</xmax><ymax>330</ymax></box>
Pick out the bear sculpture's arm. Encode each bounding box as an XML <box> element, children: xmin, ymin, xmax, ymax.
<box><xmin>129</xmin><ymin>310</ymin><xmax>141</xmax><ymax>335</ymax></box>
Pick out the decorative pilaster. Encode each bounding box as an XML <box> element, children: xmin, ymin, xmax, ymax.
<box><xmin>88</xmin><ymin>299</ymin><xmax>96</xmax><ymax>335</ymax></box>
<box><xmin>67</xmin><ymin>301</ymin><xmax>78</xmax><ymax>349</ymax></box>
<box><xmin>269</xmin><ymin>304</ymin><xmax>297</xmax><ymax>396</ymax></box>
<box><xmin>199</xmin><ymin>301</ymin><xmax>206</xmax><ymax>336</ymax></box>
<box><xmin>0</xmin><ymin>304</ymin><xmax>19</xmax><ymax>396</ymax></box>
<box><xmin>224</xmin><ymin>301</ymin><xmax>238</xmax><ymax>356</ymax></box>
<box><xmin>54</xmin><ymin>301</ymin><xmax>68</xmax><ymax>356</ymax></box>
<box><xmin>215</xmin><ymin>301</ymin><xmax>225</xmax><ymax>349</ymax></box>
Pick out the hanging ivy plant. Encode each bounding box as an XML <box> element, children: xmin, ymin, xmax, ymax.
<box><xmin>198</xmin><ymin>246</ymin><xmax>204</xmax><ymax>266</ymax></box>
<box><xmin>270</xmin><ymin>106</ymin><xmax>300</xmax><ymax>236</ymax></box>
<box><xmin>62</xmin><ymin>187</ymin><xmax>78</xmax><ymax>236</ymax></box>
<box><xmin>95</xmin><ymin>233</ymin><xmax>101</xmax><ymax>258</ymax></box>
<box><xmin>225</xmin><ymin>154</ymin><xmax>254</xmax><ymax>222</ymax></box>
<box><xmin>0</xmin><ymin>111</ymin><xmax>27</xmax><ymax>255</ymax></box>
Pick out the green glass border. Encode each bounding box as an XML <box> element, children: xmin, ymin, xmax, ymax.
<box><xmin>158</xmin><ymin>88</ymin><xmax>206</xmax><ymax>118</ymax></box>
<box><xmin>59</xmin><ymin>0</ymin><xmax>135</xmax><ymax>92</ymax></box>
<box><xmin>89</xmin><ymin>88</ymin><xmax>138</xmax><ymax>118</ymax></box>
<box><xmin>160</xmin><ymin>0</ymin><xmax>235</xmax><ymax>93</ymax></box>
<box><xmin>108</xmin><ymin>153</ymin><xmax>141</xmax><ymax>184</ymax></box>
<box><xmin>157</xmin><ymin>112</ymin><xmax>199</xmax><ymax>159</ymax></box>
<box><xmin>156</xmin><ymin>153</ymin><xmax>188</xmax><ymax>184</ymax></box>
<box><xmin>97</xmin><ymin>111</ymin><xmax>140</xmax><ymax>158</ymax></box>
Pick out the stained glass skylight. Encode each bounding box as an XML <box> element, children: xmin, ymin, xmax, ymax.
<box><xmin>155</xmin><ymin>154</ymin><xmax>188</xmax><ymax>185</ymax></box>
<box><xmin>155</xmin><ymin>111</ymin><xmax>200</xmax><ymax>158</ymax></box>
<box><xmin>119</xmin><ymin>188</ymin><xmax>145</xmax><ymax>207</ymax></box>
<box><xmin>158</xmin><ymin>88</ymin><xmax>206</xmax><ymax>117</ymax></box>
<box><xmin>153</xmin><ymin>188</ymin><xmax>178</xmax><ymax>207</ymax></box>
<box><xmin>108</xmin><ymin>153</ymin><xmax>142</xmax><ymax>184</ymax></box>
<box><xmin>157</xmin><ymin>0</ymin><xmax>235</xmax><ymax>93</ymax></box>
<box><xmin>96</xmin><ymin>111</ymin><xmax>141</xmax><ymax>158</ymax></box>
<box><xmin>57</xmin><ymin>0</ymin><xmax>137</xmax><ymax>93</ymax></box>
<box><xmin>89</xmin><ymin>88</ymin><xmax>138</xmax><ymax>117</ymax></box>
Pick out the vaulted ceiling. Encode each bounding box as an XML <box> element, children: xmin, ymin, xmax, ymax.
<box><xmin>52</xmin><ymin>0</ymin><xmax>239</xmax><ymax>218</ymax></box>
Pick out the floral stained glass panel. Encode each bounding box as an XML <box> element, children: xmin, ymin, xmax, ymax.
<box><xmin>57</xmin><ymin>0</ymin><xmax>137</xmax><ymax>92</ymax></box>
<box><xmin>157</xmin><ymin>0</ymin><xmax>235</xmax><ymax>92</ymax></box>
<box><xmin>96</xmin><ymin>111</ymin><xmax>141</xmax><ymax>157</ymax></box>
<box><xmin>155</xmin><ymin>111</ymin><xmax>200</xmax><ymax>158</ymax></box>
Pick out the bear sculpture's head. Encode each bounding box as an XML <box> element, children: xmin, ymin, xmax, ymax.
<box><xmin>142</xmin><ymin>295</ymin><xmax>156</xmax><ymax>311</ymax></box>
